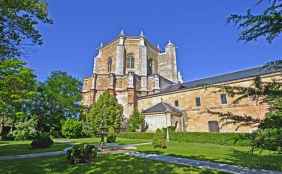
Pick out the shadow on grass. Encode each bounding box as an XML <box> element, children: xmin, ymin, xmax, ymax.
<box><xmin>0</xmin><ymin>154</ymin><xmax>227</xmax><ymax>174</ymax></box>
<box><xmin>0</xmin><ymin>142</ymin><xmax>69</xmax><ymax>156</ymax></box>
<box><xmin>228</xmin><ymin>150</ymin><xmax>282</xmax><ymax>171</ymax></box>
<box><xmin>138</xmin><ymin>149</ymin><xmax>282</xmax><ymax>172</ymax></box>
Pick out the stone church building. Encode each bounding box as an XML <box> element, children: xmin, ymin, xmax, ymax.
<box><xmin>82</xmin><ymin>31</ymin><xmax>281</xmax><ymax>133</ymax></box>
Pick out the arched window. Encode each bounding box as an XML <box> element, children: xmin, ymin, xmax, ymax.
<box><xmin>127</xmin><ymin>54</ymin><xmax>134</xmax><ymax>69</ymax></box>
<box><xmin>148</xmin><ymin>58</ymin><xmax>153</xmax><ymax>75</ymax></box>
<box><xmin>107</xmin><ymin>57</ymin><xmax>112</xmax><ymax>73</ymax></box>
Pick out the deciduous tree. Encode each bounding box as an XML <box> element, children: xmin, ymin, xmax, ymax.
<box><xmin>0</xmin><ymin>0</ymin><xmax>52</xmax><ymax>59</ymax></box>
<box><xmin>0</xmin><ymin>59</ymin><xmax>36</xmax><ymax>139</ymax></box>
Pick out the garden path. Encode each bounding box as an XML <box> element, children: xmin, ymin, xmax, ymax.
<box><xmin>127</xmin><ymin>151</ymin><xmax>282</xmax><ymax>174</ymax></box>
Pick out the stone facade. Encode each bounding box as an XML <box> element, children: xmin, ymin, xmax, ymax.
<box><xmin>138</xmin><ymin>73</ymin><xmax>282</xmax><ymax>133</ymax></box>
<box><xmin>82</xmin><ymin>31</ymin><xmax>181</xmax><ymax>120</ymax></box>
<box><xmin>82</xmin><ymin>32</ymin><xmax>281</xmax><ymax>133</ymax></box>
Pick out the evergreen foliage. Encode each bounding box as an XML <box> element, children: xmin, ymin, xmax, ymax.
<box><xmin>106</xmin><ymin>127</ymin><xmax>116</xmax><ymax>143</ymax></box>
<box><xmin>152</xmin><ymin>128</ymin><xmax>167</xmax><ymax>149</ymax></box>
<box><xmin>127</xmin><ymin>110</ymin><xmax>145</xmax><ymax>132</ymax></box>
<box><xmin>209</xmin><ymin>62</ymin><xmax>282</xmax><ymax>152</ymax></box>
<box><xmin>87</xmin><ymin>91</ymin><xmax>123</xmax><ymax>134</ymax></box>
<box><xmin>229</xmin><ymin>0</ymin><xmax>282</xmax><ymax>42</ymax></box>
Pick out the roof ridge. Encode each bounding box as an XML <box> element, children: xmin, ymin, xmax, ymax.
<box><xmin>184</xmin><ymin>65</ymin><xmax>264</xmax><ymax>84</ymax></box>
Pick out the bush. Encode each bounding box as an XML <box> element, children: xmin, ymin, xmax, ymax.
<box><xmin>31</xmin><ymin>132</ymin><xmax>53</xmax><ymax>148</ymax></box>
<box><xmin>107</xmin><ymin>127</ymin><xmax>116</xmax><ymax>143</ymax></box>
<box><xmin>66</xmin><ymin>144</ymin><xmax>98</xmax><ymax>164</ymax></box>
<box><xmin>62</xmin><ymin>119</ymin><xmax>83</xmax><ymax>138</ymax></box>
<box><xmin>12</xmin><ymin>118</ymin><xmax>37</xmax><ymax>140</ymax></box>
<box><xmin>118</xmin><ymin>132</ymin><xmax>154</xmax><ymax>140</ymax></box>
<box><xmin>82</xmin><ymin>121</ymin><xmax>95</xmax><ymax>137</ymax></box>
<box><xmin>128</xmin><ymin>110</ymin><xmax>144</xmax><ymax>132</ymax></box>
<box><xmin>118</xmin><ymin>132</ymin><xmax>251</xmax><ymax>146</ymax></box>
<box><xmin>170</xmin><ymin>132</ymin><xmax>251</xmax><ymax>146</ymax></box>
<box><xmin>153</xmin><ymin>129</ymin><xmax>167</xmax><ymax>149</ymax></box>
<box><xmin>251</xmin><ymin>128</ymin><xmax>282</xmax><ymax>152</ymax></box>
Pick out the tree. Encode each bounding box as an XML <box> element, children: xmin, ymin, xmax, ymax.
<box><xmin>0</xmin><ymin>59</ymin><xmax>37</xmax><ymax>139</ymax></box>
<box><xmin>0</xmin><ymin>0</ymin><xmax>52</xmax><ymax>59</ymax></box>
<box><xmin>87</xmin><ymin>91</ymin><xmax>123</xmax><ymax>134</ymax></box>
<box><xmin>128</xmin><ymin>110</ymin><xmax>144</xmax><ymax>132</ymax></box>
<box><xmin>228</xmin><ymin>0</ymin><xmax>282</xmax><ymax>43</ymax></box>
<box><xmin>62</xmin><ymin>119</ymin><xmax>83</xmax><ymax>138</ymax></box>
<box><xmin>208</xmin><ymin>62</ymin><xmax>282</xmax><ymax>151</ymax></box>
<box><xmin>30</xmin><ymin>71</ymin><xmax>82</xmax><ymax>135</ymax></box>
<box><xmin>44</xmin><ymin>71</ymin><xmax>82</xmax><ymax>119</ymax></box>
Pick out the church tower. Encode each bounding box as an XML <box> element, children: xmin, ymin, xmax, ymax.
<box><xmin>158</xmin><ymin>40</ymin><xmax>179</xmax><ymax>83</ymax></box>
<box><xmin>81</xmin><ymin>31</ymin><xmax>182</xmax><ymax>120</ymax></box>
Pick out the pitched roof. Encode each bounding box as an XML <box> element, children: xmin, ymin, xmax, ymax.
<box><xmin>142</xmin><ymin>102</ymin><xmax>181</xmax><ymax>114</ymax></box>
<box><xmin>157</xmin><ymin>64</ymin><xmax>282</xmax><ymax>95</ymax></box>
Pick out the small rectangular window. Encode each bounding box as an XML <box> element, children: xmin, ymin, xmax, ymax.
<box><xmin>174</xmin><ymin>100</ymin><xmax>179</xmax><ymax>107</ymax></box>
<box><xmin>220</xmin><ymin>94</ymin><xmax>228</xmax><ymax>104</ymax></box>
<box><xmin>195</xmin><ymin>97</ymin><xmax>201</xmax><ymax>107</ymax></box>
<box><xmin>208</xmin><ymin>121</ymin><xmax>219</xmax><ymax>132</ymax></box>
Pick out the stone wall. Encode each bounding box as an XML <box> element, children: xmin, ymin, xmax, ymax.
<box><xmin>137</xmin><ymin>73</ymin><xmax>281</xmax><ymax>133</ymax></box>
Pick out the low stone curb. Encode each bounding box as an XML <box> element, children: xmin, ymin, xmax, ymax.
<box><xmin>126</xmin><ymin>152</ymin><xmax>282</xmax><ymax>174</ymax></box>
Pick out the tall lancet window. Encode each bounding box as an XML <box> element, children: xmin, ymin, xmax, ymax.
<box><xmin>127</xmin><ymin>53</ymin><xmax>134</xmax><ymax>69</ymax></box>
<box><xmin>148</xmin><ymin>58</ymin><xmax>153</xmax><ymax>75</ymax></box>
<box><xmin>107</xmin><ymin>57</ymin><xmax>112</xmax><ymax>73</ymax></box>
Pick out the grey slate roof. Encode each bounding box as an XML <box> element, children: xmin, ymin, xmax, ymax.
<box><xmin>157</xmin><ymin>64</ymin><xmax>282</xmax><ymax>95</ymax></box>
<box><xmin>142</xmin><ymin>102</ymin><xmax>182</xmax><ymax>114</ymax></box>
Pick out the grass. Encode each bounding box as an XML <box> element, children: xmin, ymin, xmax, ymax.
<box><xmin>137</xmin><ymin>141</ymin><xmax>282</xmax><ymax>171</ymax></box>
<box><xmin>0</xmin><ymin>154</ymin><xmax>228</xmax><ymax>174</ymax></box>
<box><xmin>0</xmin><ymin>140</ymin><xmax>69</xmax><ymax>156</ymax></box>
<box><xmin>0</xmin><ymin>137</ymin><xmax>149</xmax><ymax>156</ymax></box>
<box><xmin>69</xmin><ymin>137</ymin><xmax>150</xmax><ymax>145</ymax></box>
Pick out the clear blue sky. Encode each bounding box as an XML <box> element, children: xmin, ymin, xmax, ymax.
<box><xmin>24</xmin><ymin>0</ymin><xmax>281</xmax><ymax>82</ymax></box>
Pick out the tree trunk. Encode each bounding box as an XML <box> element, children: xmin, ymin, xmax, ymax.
<box><xmin>0</xmin><ymin>115</ymin><xmax>5</xmax><ymax>140</ymax></box>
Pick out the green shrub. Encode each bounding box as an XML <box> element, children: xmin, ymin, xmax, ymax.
<box><xmin>82</xmin><ymin>121</ymin><xmax>95</xmax><ymax>137</ymax></box>
<box><xmin>107</xmin><ymin>127</ymin><xmax>116</xmax><ymax>143</ymax></box>
<box><xmin>31</xmin><ymin>132</ymin><xmax>53</xmax><ymax>148</ymax></box>
<box><xmin>153</xmin><ymin>129</ymin><xmax>167</xmax><ymax>149</ymax></box>
<box><xmin>66</xmin><ymin>144</ymin><xmax>98</xmax><ymax>164</ymax></box>
<box><xmin>118</xmin><ymin>132</ymin><xmax>154</xmax><ymax>139</ymax></box>
<box><xmin>118</xmin><ymin>132</ymin><xmax>251</xmax><ymax>146</ymax></box>
<box><xmin>62</xmin><ymin>119</ymin><xmax>83</xmax><ymax>138</ymax></box>
<box><xmin>12</xmin><ymin>118</ymin><xmax>37</xmax><ymax>140</ymax></box>
<box><xmin>170</xmin><ymin>132</ymin><xmax>250</xmax><ymax>146</ymax></box>
<box><xmin>128</xmin><ymin>110</ymin><xmax>145</xmax><ymax>132</ymax></box>
<box><xmin>251</xmin><ymin>128</ymin><xmax>282</xmax><ymax>152</ymax></box>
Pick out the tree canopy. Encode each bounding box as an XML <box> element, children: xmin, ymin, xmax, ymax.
<box><xmin>0</xmin><ymin>0</ymin><xmax>52</xmax><ymax>59</ymax></box>
<box><xmin>229</xmin><ymin>0</ymin><xmax>282</xmax><ymax>43</ymax></box>
<box><xmin>208</xmin><ymin>62</ymin><xmax>282</xmax><ymax>151</ymax></box>
<box><xmin>0</xmin><ymin>59</ymin><xmax>37</xmax><ymax>138</ymax></box>
<box><xmin>87</xmin><ymin>91</ymin><xmax>123</xmax><ymax>134</ymax></box>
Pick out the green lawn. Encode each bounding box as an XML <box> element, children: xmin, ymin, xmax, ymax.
<box><xmin>0</xmin><ymin>140</ymin><xmax>69</xmax><ymax>156</ymax></box>
<box><xmin>0</xmin><ymin>138</ymin><xmax>149</xmax><ymax>156</ymax></box>
<box><xmin>137</xmin><ymin>141</ymin><xmax>282</xmax><ymax>171</ymax></box>
<box><xmin>69</xmin><ymin>137</ymin><xmax>150</xmax><ymax>145</ymax></box>
<box><xmin>0</xmin><ymin>154</ymin><xmax>228</xmax><ymax>174</ymax></box>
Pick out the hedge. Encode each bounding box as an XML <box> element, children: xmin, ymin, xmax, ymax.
<box><xmin>118</xmin><ymin>132</ymin><xmax>154</xmax><ymax>140</ymax></box>
<box><xmin>118</xmin><ymin>132</ymin><xmax>251</xmax><ymax>146</ymax></box>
